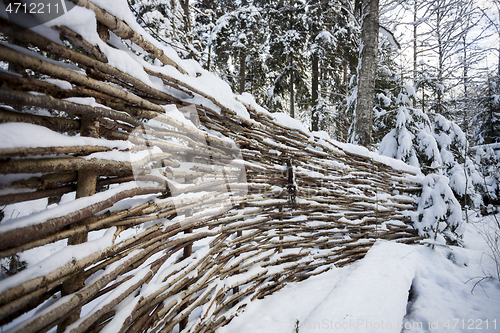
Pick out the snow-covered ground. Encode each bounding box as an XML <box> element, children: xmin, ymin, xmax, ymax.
<box><xmin>219</xmin><ymin>213</ymin><xmax>500</xmax><ymax>333</ymax></box>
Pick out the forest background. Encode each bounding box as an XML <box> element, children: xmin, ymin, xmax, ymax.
<box><xmin>127</xmin><ymin>0</ymin><xmax>499</xmax><ymax>217</ymax></box>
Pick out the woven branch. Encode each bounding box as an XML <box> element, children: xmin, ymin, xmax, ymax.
<box><xmin>0</xmin><ymin>4</ymin><xmax>424</xmax><ymax>333</ymax></box>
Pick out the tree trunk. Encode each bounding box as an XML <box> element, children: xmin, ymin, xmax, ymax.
<box><xmin>207</xmin><ymin>44</ymin><xmax>212</xmax><ymax>71</ymax></box>
<box><xmin>180</xmin><ymin>0</ymin><xmax>191</xmax><ymax>44</ymax></box>
<box><xmin>355</xmin><ymin>0</ymin><xmax>379</xmax><ymax>148</ymax></box>
<box><xmin>239</xmin><ymin>50</ymin><xmax>246</xmax><ymax>95</ymax></box>
<box><xmin>498</xmin><ymin>7</ymin><xmax>500</xmax><ymax>79</ymax></box>
<box><xmin>436</xmin><ymin>5</ymin><xmax>443</xmax><ymax>114</ymax></box>
<box><xmin>290</xmin><ymin>61</ymin><xmax>295</xmax><ymax>119</ymax></box>
<box><xmin>311</xmin><ymin>52</ymin><xmax>319</xmax><ymax>131</ymax></box>
<box><xmin>343</xmin><ymin>52</ymin><xmax>348</xmax><ymax>96</ymax></box>
<box><xmin>342</xmin><ymin>51</ymin><xmax>349</xmax><ymax>141</ymax></box>
<box><xmin>463</xmin><ymin>35</ymin><xmax>468</xmax><ymax>97</ymax></box>
<box><xmin>413</xmin><ymin>0</ymin><xmax>418</xmax><ymax>85</ymax></box>
<box><xmin>288</xmin><ymin>0</ymin><xmax>295</xmax><ymax>119</ymax></box>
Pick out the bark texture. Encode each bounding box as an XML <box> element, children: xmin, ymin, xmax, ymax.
<box><xmin>355</xmin><ymin>0</ymin><xmax>379</xmax><ymax>148</ymax></box>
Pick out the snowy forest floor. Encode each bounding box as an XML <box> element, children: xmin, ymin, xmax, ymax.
<box><xmin>218</xmin><ymin>213</ymin><xmax>500</xmax><ymax>333</ymax></box>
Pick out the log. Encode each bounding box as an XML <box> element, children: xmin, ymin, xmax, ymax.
<box><xmin>54</xmin><ymin>25</ymin><xmax>108</xmax><ymax>63</ymax></box>
<box><xmin>0</xmin><ymin>152</ymin><xmax>177</xmax><ymax>175</ymax></box>
<box><xmin>0</xmin><ymin>145</ymin><xmax>111</xmax><ymax>160</ymax></box>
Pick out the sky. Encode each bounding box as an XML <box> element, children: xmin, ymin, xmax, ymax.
<box><xmin>380</xmin><ymin>0</ymin><xmax>499</xmax><ymax>94</ymax></box>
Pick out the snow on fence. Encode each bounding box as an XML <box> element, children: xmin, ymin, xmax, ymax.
<box><xmin>0</xmin><ymin>1</ymin><xmax>423</xmax><ymax>332</ymax></box>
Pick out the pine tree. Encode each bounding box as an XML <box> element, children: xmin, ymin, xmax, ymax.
<box><xmin>373</xmin><ymin>39</ymin><xmax>402</xmax><ymax>145</ymax></box>
<box><xmin>379</xmin><ymin>84</ymin><xmax>465</xmax><ymax>243</ymax></box>
<box><xmin>309</xmin><ymin>0</ymin><xmax>322</xmax><ymax>131</ymax></box>
<box><xmin>308</xmin><ymin>0</ymin><xmax>358</xmax><ymax>134</ymax></box>
<box><xmin>433</xmin><ymin>113</ymin><xmax>481</xmax><ymax>206</ymax></box>
<box><xmin>379</xmin><ymin>84</ymin><xmax>442</xmax><ymax>172</ymax></box>
<box><xmin>209</xmin><ymin>5</ymin><xmax>268</xmax><ymax>96</ymax></box>
<box><xmin>476</xmin><ymin>76</ymin><xmax>500</xmax><ymax>145</ymax></box>
<box><xmin>265</xmin><ymin>0</ymin><xmax>310</xmax><ymax>118</ymax></box>
<box><xmin>474</xmin><ymin>75</ymin><xmax>500</xmax><ymax>209</ymax></box>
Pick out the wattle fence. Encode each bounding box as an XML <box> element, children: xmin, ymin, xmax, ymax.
<box><xmin>0</xmin><ymin>1</ymin><xmax>423</xmax><ymax>332</ymax></box>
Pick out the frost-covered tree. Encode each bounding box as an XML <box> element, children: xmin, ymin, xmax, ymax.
<box><xmin>308</xmin><ymin>0</ymin><xmax>358</xmax><ymax>134</ymax></box>
<box><xmin>433</xmin><ymin>114</ymin><xmax>482</xmax><ymax>207</ymax></box>
<box><xmin>378</xmin><ymin>81</ymin><xmax>486</xmax><ymax>242</ymax></box>
<box><xmin>476</xmin><ymin>76</ymin><xmax>500</xmax><ymax>145</ymax></box>
<box><xmin>372</xmin><ymin>39</ymin><xmax>402</xmax><ymax>145</ymax></box>
<box><xmin>415</xmin><ymin>173</ymin><xmax>463</xmax><ymax>244</ymax></box>
<box><xmin>474</xmin><ymin>75</ymin><xmax>500</xmax><ymax>209</ymax></box>
<box><xmin>308</xmin><ymin>0</ymin><xmax>323</xmax><ymax>131</ymax></box>
<box><xmin>265</xmin><ymin>0</ymin><xmax>310</xmax><ymax>118</ymax></box>
<box><xmin>127</xmin><ymin>0</ymin><xmax>199</xmax><ymax>60</ymax></box>
<box><xmin>379</xmin><ymin>84</ymin><xmax>441</xmax><ymax>172</ymax></box>
<box><xmin>378</xmin><ymin>86</ymin><xmax>466</xmax><ymax>243</ymax></box>
<box><xmin>474</xmin><ymin>146</ymin><xmax>500</xmax><ymax>210</ymax></box>
<box><xmin>209</xmin><ymin>5</ymin><xmax>268</xmax><ymax>96</ymax></box>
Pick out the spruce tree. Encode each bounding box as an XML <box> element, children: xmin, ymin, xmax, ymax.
<box><xmin>210</xmin><ymin>5</ymin><xmax>267</xmax><ymax>96</ymax></box>
<box><xmin>379</xmin><ymin>84</ymin><xmax>442</xmax><ymax>172</ymax></box>
<box><xmin>307</xmin><ymin>0</ymin><xmax>358</xmax><ymax>134</ymax></box>
<box><xmin>127</xmin><ymin>0</ymin><xmax>198</xmax><ymax>60</ymax></box>
<box><xmin>476</xmin><ymin>76</ymin><xmax>500</xmax><ymax>145</ymax></box>
<box><xmin>265</xmin><ymin>0</ymin><xmax>310</xmax><ymax>118</ymax></box>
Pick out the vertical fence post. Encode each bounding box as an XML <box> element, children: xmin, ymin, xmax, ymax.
<box><xmin>57</xmin><ymin>115</ymin><xmax>99</xmax><ymax>333</ymax></box>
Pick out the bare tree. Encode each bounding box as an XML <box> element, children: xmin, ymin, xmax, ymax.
<box><xmin>416</xmin><ymin>0</ymin><xmax>479</xmax><ymax>114</ymax></box>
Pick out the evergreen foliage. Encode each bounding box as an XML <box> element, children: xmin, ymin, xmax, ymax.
<box><xmin>210</xmin><ymin>5</ymin><xmax>268</xmax><ymax>97</ymax></box>
<box><xmin>476</xmin><ymin>76</ymin><xmax>500</xmax><ymax>145</ymax></box>
<box><xmin>416</xmin><ymin>174</ymin><xmax>463</xmax><ymax>244</ymax></box>
<box><xmin>372</xmin><ymin>39</ymin><xmax>402</xmax><ymax>145</ymax></box>
<box><xmin>127</xmin><ymin>0</ymin><xmax>197</xmax><ymax>59</ymax></box>
<box><xmin>126</xmin><ymin>0</ymin><xmax>499</xmax><ymax>222</ymax></box>
<box><xmin>432</xmin><ymin>113</ymin><xmax>482</xmax><ymax>207</ymax></box>
<box><xmin>265</xmin><ymin>0</ymin><xmax>309</xmax><ymax>117</ymax></box>
<box><xmin>378</xmin><ymin>84</ymin><xmax>441</xmax><ymax>172</ymax></box>
<box><xmin>308</xmin><ymin>0</ymin><xmax>358</xmax><ymax>133</ymax></box>
<box><xmin>474</xmin><ymin>146</ymin><xmax>500</xmax><ymax>211</ymax></box>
